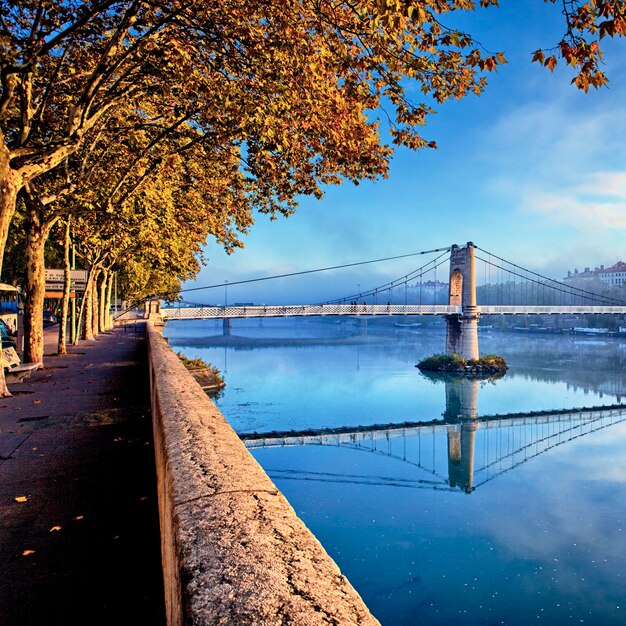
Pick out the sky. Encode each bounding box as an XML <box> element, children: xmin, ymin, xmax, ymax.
<box><xmin>185</xmin><ymin>1</ymin><xmax>626</xmax><ymax>306</ymax></box>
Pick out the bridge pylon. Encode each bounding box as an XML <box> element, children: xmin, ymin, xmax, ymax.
<box><xmin>445</xmin><ymin>242</ymin><xmax>479</xmax><ymax>360</ymax></box>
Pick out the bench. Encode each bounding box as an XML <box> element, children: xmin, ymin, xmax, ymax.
<box><xmin>2</xmin><ymin>347</ymin><xmax>42</xmax><ymax>383</ymax></box>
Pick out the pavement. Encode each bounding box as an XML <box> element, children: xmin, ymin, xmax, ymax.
<box><xmin>0</xmin><ymin>323</ymin><xmax>165</xmax><ymax>626</ymax></box>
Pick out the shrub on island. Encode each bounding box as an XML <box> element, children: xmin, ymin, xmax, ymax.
<box><xmin>416</xmin><ymin>353</ymin><xmax>507</xmax><ymax>374</ymax></box>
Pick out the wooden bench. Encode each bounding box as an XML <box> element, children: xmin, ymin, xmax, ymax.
<box><xmin>2</xmin><ymin>347</ymin><xmax>41</xmax><ymax>383</ymax></box>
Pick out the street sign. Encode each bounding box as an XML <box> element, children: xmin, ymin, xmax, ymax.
<box><xmin>45</xmin><ymin>269</ymin><xmax>88</xmax><ymax>292</ymax></box>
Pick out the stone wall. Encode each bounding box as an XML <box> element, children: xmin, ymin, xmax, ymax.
<box><xmin>146</xmin><ymin>322</ymin><xmax>379</xmax><ymax>625</ymax></box>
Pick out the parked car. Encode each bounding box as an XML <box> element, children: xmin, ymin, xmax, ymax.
<box><xmin>0</xmin><ymin>318</ymin><xmax>16</xmax><ymax>350</ymax></box>
<box><xmin>43</xmin><ymin>311</ymin><xmax>57</xmax><ymax>326</ymax></box>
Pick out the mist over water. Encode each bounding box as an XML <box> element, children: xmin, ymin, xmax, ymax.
<box><xmin>165</xmin><ymin>317</ymin><xmax>626</xmax><ymax>625</ymax></box>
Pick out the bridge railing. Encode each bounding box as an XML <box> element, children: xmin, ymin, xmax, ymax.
<box><xmin>160</xmin><ymin>303</ymin><xmax>626</xmax><ymax>321</ymax></box>
<box><xmin>478</xmin><ymin>305</ymin><xmax>626</xmax><ymax>315</ymax></box>
<box><xmin>161</xmin><ymin>304</ymin><xmax>461</xmax><ymax>320</ymax></box>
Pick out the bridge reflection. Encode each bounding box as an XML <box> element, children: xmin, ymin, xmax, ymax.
<box><xmin>241</xmin><ymin>376</ymin><xmax>626</xmax><ymax>494</ymax></box>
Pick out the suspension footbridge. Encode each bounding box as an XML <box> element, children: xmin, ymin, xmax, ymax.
<box><xmin>160</xmin><ymin>242</ymin><xmax>626</xmax><ymax>359</ymax></box>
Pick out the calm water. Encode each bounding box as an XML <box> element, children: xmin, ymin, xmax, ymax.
<box><xmin>165</xmin><ymin>317</ymin><xmax>626</xmax><ymax>625</ymax></box>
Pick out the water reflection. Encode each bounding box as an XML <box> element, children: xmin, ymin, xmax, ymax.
<box><xmin>442</xmin><ymin>376</ymin><xmax>480</xmax><ymax>493</ymax></box>
<box><xmin>243</xmin><ymin>375</ymin><xmax>626</xmax><ymax>495</ymax></box>
<box><xmin>165</xmin><ymin>320</ymin><xmax>626</xmax><ymax>625</ymax></box>
<box><xmin>247</xmin><ymin>379</ymin><xmax>626</xmax><ymax>625</ymax></box>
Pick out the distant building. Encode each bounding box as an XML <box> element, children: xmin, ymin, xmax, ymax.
<box><xmin>407</xmin><ymin>279</ymin><xmax>449</xmax><ymax>304</ymax></box>
<box><xmin>563</xmin><ymin>261</ymin><xmax>626</xmax><ymax>286</ymax></box>
<box><xmin>563</xmin><ymin>266</ymin><xmax>601</xmax><ymax>282</ymax></box>
<box><xmin>598</xmin><ymin>261</ymin><xmax>626</xmax><ymax>286</ymax></box>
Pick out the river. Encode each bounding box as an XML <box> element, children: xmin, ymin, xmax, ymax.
<box><xmin>164</xmin><ymin>317</ymin><xmax>626</xmax><ymax>625</ymax></box>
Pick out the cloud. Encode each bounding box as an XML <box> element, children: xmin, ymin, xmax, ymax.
<box><xmin>523</xmin><ymin>175</ymin><xmax>626</xmax><ymax>231</ymax></box>
<box><xmin>472</xmin><ymin>84</ymin><xmax>626</xmax><ymax>272</ymax></box>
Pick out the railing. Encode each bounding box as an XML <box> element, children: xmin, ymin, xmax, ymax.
<box><xmin>478</xmin><ymin>305</ymin><xmax>626</xmax><ymax>315</ymax></box>
<box><xmin>161</xmin><ymin>304</ymin><xmax>461</xmax><ymax>319</ymax></box>
<box><xmin>161</xmin><ymin>303</ymin><xmax>626</xmax><ymax>320</ymax></box>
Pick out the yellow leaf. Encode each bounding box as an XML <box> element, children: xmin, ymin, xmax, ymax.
<box><xmin>532</xmin><ymin>49</ymin><xmax>545</xmax><ymax>64</ymax></box>
<box><xmin>14</xmin><ymin>496</ymin><xmax>28</xmax><ymax>503</ymax></box>
<box><xmin>545</xmin><ymin>55</ymin><xmax>558</xmax><ymax>72</ymax></box>
<box><xmin>49</xmin><ymin>525</ymin><xmax>62</xmax><ymax>532</ymax></box>
<box><xmin>22</xmin><ymin>550</ymin><xmax>35</xmax><ymax>556</ymax></box>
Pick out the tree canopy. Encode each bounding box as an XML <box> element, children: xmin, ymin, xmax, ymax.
<box><xmin>2</xmin><ymin>1</ymin><xmax>624</xmax><ymax>255</ymax></box>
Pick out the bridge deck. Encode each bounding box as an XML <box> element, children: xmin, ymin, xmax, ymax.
<box><xmin>161</xmin><ymin>304</ymin><xmax>626</xmax><ymax>320</ymax></box>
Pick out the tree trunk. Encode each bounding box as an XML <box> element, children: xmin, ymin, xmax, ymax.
<box><xmin>0</xmin><ymin>143</ymin><xmax>22</xmax><ymax>396</ymax></box>
<box><xmin>58</xmin><ymin>217</ymin><xmax>72</xmax><ymax>355</ymax></box>
<box><xmin>99</xmin><ymin>269</ymin><xmax>108</xmax><ymax>333</ymax></box>
<box><xmin>23</xmin><ymin>205</ymin><xmax>55</xmax><ymax>364</ymax></box>
<box><xmin>105</xmin><ymin>271</ymin><xmax>114</xmax><ymax>330</ymax></box>
<box><xmin>0</xmin><ymin>139</ymin><xmax>22</xmax><ymax>277</ymax></box>
<box><xmin>91</xmin><ymin>270</ymin><xmax>100</xmax><ymax>338</ymax></box>
<box><xmin>74</xmin><ymin>274</ymin><xmax>88</xmax><ymax>345</ymax></box>
<box><xmin>81</xmin><ymin>269</ymin><xmax>95</xmax><ymax>341</ymax></box>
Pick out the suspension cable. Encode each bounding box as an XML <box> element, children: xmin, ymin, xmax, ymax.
<box><xmin>164</xmin><ymin>246</ymin><xmax>453</xmax><ymax>304</ymax></box>
<box><xmin>321</xmin><ymin>250</ymin><xmax>451</xmax><ymax>305</ymax></box>
<box><xmin>475</xmin><ymin>255</ymin><xmax>616</xmax><ymax>305</ymax></box>
<box><xmin>475</xmin><ymin>246</ymin><xmax>624</xmax><ymax>304</ymax></box>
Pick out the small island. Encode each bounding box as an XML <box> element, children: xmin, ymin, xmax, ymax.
<box><xmin>416</xmin><ymin>352</ymin><xmax>508</xmax><ymax>375</ymax></box>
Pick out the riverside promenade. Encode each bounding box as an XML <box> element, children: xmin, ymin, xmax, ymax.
<box><xmin>0</xmin><ymin>323</ymin><xmax>165</xmax><ymax>626</ymax></box>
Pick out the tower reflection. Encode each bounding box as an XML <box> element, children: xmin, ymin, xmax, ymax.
<box><xmin>244</xmin><ymin>370</ymin><xmax>626</xmax><ymax>495</ymax></box>
<box><xmin>442</xmin><ymin>377</ymin><xmax>480</xmax><ymax>493</ymax></box>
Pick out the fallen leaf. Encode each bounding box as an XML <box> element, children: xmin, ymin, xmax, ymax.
<box><xmin>74</xmin><ymin>515</ymin><xmax>84</xmax><ymax>521</ymax></box>
<box><xmin>22</xmin><ymin>550</ymin><xmax>35</xmax><ymax>556</ymax></box>
<box><xmin>113</xmin><ymin>437</ymin><xmax>124</xmax><ymax>442</ymax></box>
<box><xmin>14</xmin><ymin>496</ymin><xmax>28</xmax><ymax>503</ymax></box>
<box><xmin>33</xmin><ymin>400</ymin><xmax>41</xmax><ymax>404</ymax></box>
<box><xmin>49</xmin><ymin>525</ymin><xmax>62</xmax><ymax>532</ymax></box>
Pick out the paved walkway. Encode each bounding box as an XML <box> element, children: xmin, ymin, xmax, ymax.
<box><xmin>0</xmin><ymin>324</ymin><xmax>164</xmax><ymax>626</ymax></box>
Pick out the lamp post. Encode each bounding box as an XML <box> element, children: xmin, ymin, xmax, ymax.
<box><xmin>224</xmin><ymin>280</ymin><xmax>229</xmax><ymax>307</ymax></box>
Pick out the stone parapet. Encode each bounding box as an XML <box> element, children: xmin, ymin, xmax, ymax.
<box><xmin>146</xmin><ymin>322</ymin><xmax>379</xmax><ymax>626</ymax></box>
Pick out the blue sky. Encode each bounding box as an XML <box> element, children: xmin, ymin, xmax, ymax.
<box><xmin>187</xmin><ymin>1</ymin><xmax>626</xmax><ymax>305</ymax></box>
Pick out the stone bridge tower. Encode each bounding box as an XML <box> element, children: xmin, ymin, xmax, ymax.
<box><xmin>445</xmin><ymin>242</ymin><xmax>479</xmax><ymax>360</ymax></box>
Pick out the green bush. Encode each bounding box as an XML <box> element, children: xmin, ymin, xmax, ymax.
<box><xmin>418</xmin><ymin>353</ymin><xmax>465</xmax><ymax>369</ymax></box>
<box><xmin>176</xmin><ymin>352</ymin><xmax>225</xmax><ymax>386</ymax></box>
<box><xmin>417</xmin><ymin>352</ymin><xmax>507</xmax><ymax>372</ymax></box>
